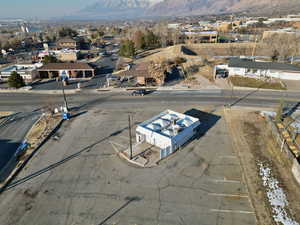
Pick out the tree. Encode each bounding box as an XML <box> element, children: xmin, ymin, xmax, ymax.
<box><xmin>266</xmin><ymin>34</ymin><xmax>300</xmax><ymax>62</ymax></box>
<box><xmin>133</xmin><ymin>31</ymin><xmax>146</xmax><ymax>50</ymax></box>
<box><xmin>275</xmin><ymin>99</ymin><xmax>285</xmax><ymax>122</ymax></box>
<box><xmin>97</xmin><ymin>29</ymin><xmax>105</xmax><ymax>37</ymax></box>
<box><xmin>43</xmin><ymin>55</ymin><xmax>58</xmax><ymax>64</ymax></box>
<box><xmin>144</xmin><ymin>31</ymin><xmax>160</xmax><ymax>49</ymax></box>
<box><xmin>119</xmin><ymin>39</ymin><xmax>136</xmax><ymax>58</ymax></box>
<box><xmin>271</xmin><ymin>49</ymin><xmax>279</xmax><ymax>62</ymax></box>
<box><xmin>8</xmin><ymin>71</ymin><xmax>25</xmax><ymax>88</ymax></box>
<box><xmin>58</xmin><ymin>27</ymin><xmax>78</xmax><ymax>38</ymax></box>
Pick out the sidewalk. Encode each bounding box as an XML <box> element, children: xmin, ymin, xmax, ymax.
<box><xmin>282</xmin><ymin>80</ymin><xmax>300</xmax><ymax>91</ymax></box>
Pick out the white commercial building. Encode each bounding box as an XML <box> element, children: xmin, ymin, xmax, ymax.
<box><xmin>216</xmin><ymin>58</ymin><xmax>300</xmax><ymax>81</ymax></box>
<box><xmin>136</xmin><ymin>110</ymin><xmax>201</xmax><ymax>159</ymax></box>
<box><xmin>0</xmin><ymin>63</ymin><xmax>43</xmax><ymax>81</ymax></box>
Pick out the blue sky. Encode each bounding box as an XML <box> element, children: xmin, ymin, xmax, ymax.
<box><xmin>0</xmin><ymin>0</ymin><xmax>97</xmax><ymax>19</ymax></box>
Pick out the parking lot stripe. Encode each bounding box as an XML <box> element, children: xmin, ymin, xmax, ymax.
<box><xmin>217</xmin><ymin>155</ymin><xmax>237</xmax><ymax>159</ymax></box>
<box><xmin>109</xmin><ymin>141</ymin><xmax>127</xmax><ymax>148</ymax></box>
<box><xmin>118</xmin><ymin>135</ymin><xmax>130</xmax><ymax>140</ymax></box>
<box><xmin>211</xmin><ymin>178</ymin><xmax>241</xmax><ymax>183</ymax></box>
<box><xmin>208</xmin><ymin>193</ymin><xmax>248</xmax><ymax>198</ymax></box>
<box><xmin>210</xmin><ymin>209</ymin><xmax>254</xmax><ymax>214</ymax></box>
<box><xmin>109</xmin><ymin>142</ymin><xmax>121</xmax><ymax>153</ymax></box>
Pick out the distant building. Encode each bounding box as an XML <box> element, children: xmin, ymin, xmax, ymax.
<box><xmin>180</xmin><ymin>31</ymin><xmax>218</xmax><ymax>44</ymax></box>
<box><xmin>0</xmin><ymin>63</ymin><xmax>43</xmax><ymax>82</ymax></box>
<box><xmin>136</xmin><ymin>109</ymin><xmax>201</xmax><ymax>159</ymax></box>
<box><xmin>56</xmin><ymin>50</ymin><xmax>79</xmax><ymax>62</ymax></box>
<box><xmin>36</xmin><ymin>50</ymin><xmax>79</xmax><ymax>62</ymax></box>
<box><xmin>217</xmin><ymin>22</ymin><xmax>232</xmax><ymax>33</ymax></box>
<box><xmin>168</xmin><ymin>23</ymin><xmax>181</xmax><ymax>29</ymax></box>
<box><xmin>56</xmin><ymin>37</ymin><xmax>79</xmax><ymax>50</ymax></box>
<box><xmin>226</xmin><ymin>58</ymin><xmax>300</xmax><ymax>80</ymax></box>
<box><xmin>37</xmin><ymin>63</ymin><xmax>94</xmax><ymax>79</ymax></box>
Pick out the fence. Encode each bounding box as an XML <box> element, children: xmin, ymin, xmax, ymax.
<box><xmin>266</xmin><ymin>116</ymin><xmax>300</xmax><ymax>184</ymax></box>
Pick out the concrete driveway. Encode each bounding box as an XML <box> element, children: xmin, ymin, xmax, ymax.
<box><xmin>0</xmin><ymin>105</ymin><xmax>256</xmax><ymax>225</ymax></box>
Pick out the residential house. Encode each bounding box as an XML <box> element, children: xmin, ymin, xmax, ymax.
<box><xmin>118</xmin><ymin>62</ymin><xmax>162</xmax><ymax>86</ymax></box>
<box><xmin>56</xmin><ymin>50</ymin><xmax>79</xmax><ymax>62</ymax></box>
<box><xmin>56</xmin><ymin>37</ymin><xmax>79</xmax><ymax>50</ymax></box>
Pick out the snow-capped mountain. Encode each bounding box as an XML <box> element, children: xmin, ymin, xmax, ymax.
<box><xmin>75</xmin><ymin>0</ymin><xmax>300</xmax><ymax>20</ymax></box>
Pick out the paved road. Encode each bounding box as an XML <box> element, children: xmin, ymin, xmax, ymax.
<box><xmin>0</xmin><ymin>88</ymin><xmax>299</xmax><ymax>112</ymax></box>
<box><xmin>0</xmin><ymin>112</ymin><xmax>40</xmax><ymax>181</ymax></box>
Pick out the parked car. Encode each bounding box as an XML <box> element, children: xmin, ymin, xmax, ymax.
<box><xmin>131</xmin><ymin>89</ymin><xmax>146</xmax><ymax>96</ymax></box>
<box><xmin>216</xmin><ymin>69</ymin><xmax>228</xmax><ymax>78</ymax></box>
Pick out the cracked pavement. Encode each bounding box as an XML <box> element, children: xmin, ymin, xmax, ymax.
<box><xmin>0</xmin><ymin>104</ymin><xmax>256</xmax><ymax>225</ymax></box>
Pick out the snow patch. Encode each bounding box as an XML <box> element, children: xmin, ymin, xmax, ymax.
<box><xmin>259</xmin><ymin>162</ymin><xmax>299</xmax><ymax>225</ymax></box>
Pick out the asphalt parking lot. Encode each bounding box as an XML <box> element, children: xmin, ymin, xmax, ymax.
<box><xmin>0</xmin><ymin>105</ymin><xmax>256</xmax><ymax>225</ymax></box>
<box><xmin>0</xmin><ymin>112</ymin><xmax>40</xmax><ymax>181</ymax></box>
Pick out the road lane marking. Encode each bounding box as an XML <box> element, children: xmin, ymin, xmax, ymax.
<box><xmin>210</xmin><ymin>209</ymin><xmax>254</xmax><ymax>214</ymax></box>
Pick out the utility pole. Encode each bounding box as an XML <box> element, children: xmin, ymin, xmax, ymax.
<box><xmin>128</xmin><ymin>114</ymin><xmax>133</xmax><ymax>160</ymax></box>
<box><xmin>61</xmin><ymin>80</ymin><xmax>69</xmax><ymax>111</ymax></box>
<box><xmin>230</xmin><ymin>83</ymin><xmax>234</xmax><ymax>107</ymax></box>
<box><xmin>251</xmin><ymin>36</ymin><xmax>258</xmax><ymax>59</ymax></box>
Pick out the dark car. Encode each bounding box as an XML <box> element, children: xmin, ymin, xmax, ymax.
<box><xmin>216</xmin><ymin>69</ymin><xmax>228</xmax><ymax>78</ymax></box>
<box><xmin>131</xmin><ymin>89</ymin><xmax>146</xmax><ymax>96</ymax></box>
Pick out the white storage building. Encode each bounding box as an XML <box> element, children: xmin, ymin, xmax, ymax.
<box><xmin>136</xmin><ymin>110</ymin><xmax>201</xmax><ymax>159</ymax></box>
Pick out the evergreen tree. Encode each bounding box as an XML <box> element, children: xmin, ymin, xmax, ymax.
<box><xmin>42</xmin><ymin>55</ymin><xmax>58</xmax><ymax>64</ymax></box>
<box><xmin>144</xmin><ymin>31</ymin><xmax>160</xmax><ymax>49</ymax></box>
<box><xmin>119</xmin><ymin>39</ymin><xmax>136</xmax><ymax>58</ymax></box>
<box><xmin>58</xmin><ymin>27</ymin><xmax>78</xmax><ymax>38</ymax></box>
<box><xmin>8</xmin><ymin>71</ymin><xmax>25</xmax><ymax>88</ymax></box>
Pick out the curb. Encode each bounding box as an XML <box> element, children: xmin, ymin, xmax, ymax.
<box><xmin>0</xmin><ymin>89</ymin><xmax>80</xmax><ymax>95</ymax></box>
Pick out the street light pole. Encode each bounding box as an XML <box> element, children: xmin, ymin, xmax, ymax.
<box><xmin>128</xmin><ymin>114</ymin><xmax>133</xmax><ymax>160</ymax></box>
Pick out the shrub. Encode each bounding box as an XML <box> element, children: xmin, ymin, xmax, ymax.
<box><xmin>174</xmin><ymin>57</ymin><xmax>186</xmax><ymax>65</ymax></box>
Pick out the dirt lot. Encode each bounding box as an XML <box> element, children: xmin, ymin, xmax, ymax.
<box><xmin>25</xmin><ymin>113</ymin><xmax>61</xmax><ymax>148</ymax></box>
<box><xmin>229</xmin><ymin>76</ymin><xmax>286</xmax><ymax>90</ymax></box>
<box><xmin>225</xmin><ymin>108</ymin><xmax>300</xmax><ymax>225</ymax></box>
<box><xmin>136</xmin><ymin>43</ymin><xmax>269</xmax><ymax>63</ymax></box>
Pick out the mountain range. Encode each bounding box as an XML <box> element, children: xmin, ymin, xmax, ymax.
<box><xmin>74</xmin><ymin>0</ymin><xmax>300</xmax><ymax>20</ymax></box>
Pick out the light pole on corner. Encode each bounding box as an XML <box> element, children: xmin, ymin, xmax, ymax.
<box><xmin>61</xmin><ymin>78</ymin><xmax>69</xmax><ymax>112</ymax></box>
